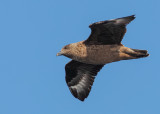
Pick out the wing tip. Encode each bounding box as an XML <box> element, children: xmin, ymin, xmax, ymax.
<box><xmin>89</xmin><ymin>15</ymin><xmax>136</xmax><ymax>28</ymax></box>
<box><xmin>115</xmin><ymin>15</ymin><xmax>136</xmax><ymax>25</ymax></box>
<box><xmin>77</xmin><ymin>95</ymin><xmax>86</xmax><ymax>101</ymax></box>
<box><xmin>126</xmin><ymin>14</ymin><xmax>136</xmax><ymax>21</ymax></box>
<box><xmin>69</xmin><ymin>87</ymin><xmax>87</xmax><ymax>101</ymax></box>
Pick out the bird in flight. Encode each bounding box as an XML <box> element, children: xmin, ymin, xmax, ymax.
<box><xmin>57</xmin><ymin>15</ymin><xmax>149</xmax><ymax>101</ymax></box>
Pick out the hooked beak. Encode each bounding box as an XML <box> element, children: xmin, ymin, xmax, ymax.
<box><xmin>56</xmin><ymin>51</ymin><xmax>63</xmax><ymax>56</ymax></box>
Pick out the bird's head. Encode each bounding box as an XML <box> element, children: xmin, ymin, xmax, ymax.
<box><xmin>56</xmin><ymin>44</ymin><xmax>74</xmax><ymax>58</ymax></box>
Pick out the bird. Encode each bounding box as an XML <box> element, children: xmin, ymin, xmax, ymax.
<box><xmin>56</xmin><ymin>15</ymin><xmax>149</xmax><ymax>101</ymax></box>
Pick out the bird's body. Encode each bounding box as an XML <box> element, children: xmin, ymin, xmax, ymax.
<box><xmin>57</xmin><ymin>15</ymin><xmax>149</xmax><ymax>101</ymax></box>
<box><xmin>65</xmin><ymin>41</ymin><xmax>137</xmax><ymax>65</ymax></box>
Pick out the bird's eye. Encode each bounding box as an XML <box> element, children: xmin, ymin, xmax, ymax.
<box><xmin>64</xmin><ymin>45</ymin><xmax>69</xmax><ymax>49</ymax></box>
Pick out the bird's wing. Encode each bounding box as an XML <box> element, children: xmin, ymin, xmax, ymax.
<box><xmin>84</xmin><ymin>15</ymin><xmax>135</xmax><ymax>45</ymax></box>
<box><xmin>65</xmin><ymin>60</ymin><xmax>104</xmax><ymax>101</ymax></box>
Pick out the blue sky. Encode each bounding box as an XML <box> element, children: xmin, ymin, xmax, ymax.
<box><xmin>0</xmin><ymin>0</ymin><xmax>159</xmax><ymax>114</ymax></box>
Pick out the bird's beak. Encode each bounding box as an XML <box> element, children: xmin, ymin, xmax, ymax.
<box><xmin>56</xmin><ymin>51</ymin><xmax>63</xmax><ymax>56</ymax></box>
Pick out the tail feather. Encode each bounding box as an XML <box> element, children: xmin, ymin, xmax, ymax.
<box><xmin>125</xmin><ymin>49</ymin><xmax>149</xmax><ymax>58</ymax></box>
<box><xmin>131</xmin><ymin>49</ymin><xmax>149</xmax><ymax>58</ymax></box>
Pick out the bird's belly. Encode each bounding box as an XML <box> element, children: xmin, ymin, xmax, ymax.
<box><xmin>85</xmin><ymin>51</ymin><xmax>121</xmax><ymax>64</ymax></box>
<box><xmin>75</xmin><ymin>45</ymin><xmax>122</xmax><ymax>65</ymax></box>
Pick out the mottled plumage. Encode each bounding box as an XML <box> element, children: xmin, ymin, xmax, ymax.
<box><xmin>57</xmin><ymin>15</ymin><xmax>149</xmax><ymax>101</ymax></box>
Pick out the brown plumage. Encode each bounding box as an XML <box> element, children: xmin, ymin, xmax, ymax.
<box><xmin>57</xmin><ymin>15</ymin><xmax>149</xmax><ymax>101</ymax></box>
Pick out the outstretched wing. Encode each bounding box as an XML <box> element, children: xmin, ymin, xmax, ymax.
<box><xmin>84</xmin><ymin>15</ymin><xmax>135</xmax><ymax>45</ymax></box>
<box><xmin>65</xmin><ymin>60</ymin><xmax>104</xmax><ymax>101</ymax></box>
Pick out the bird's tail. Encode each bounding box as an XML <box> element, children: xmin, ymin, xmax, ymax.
<box><xmin>126</xmin><ymin>49</ymin><xmax>149</xmax><ymax>58</ymax></box>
